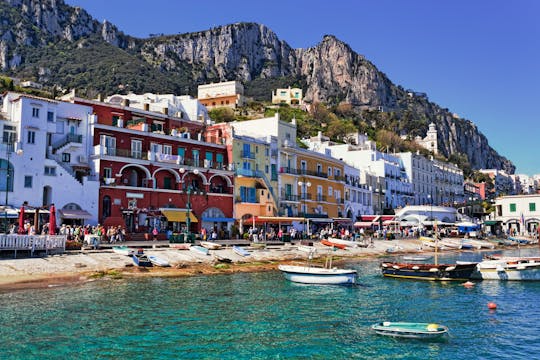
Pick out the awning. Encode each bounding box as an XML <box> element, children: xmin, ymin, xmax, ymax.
<box><xmin>309</xmin><ymin>218</ymin><xmax>333</xmax><ymax>223</ymax></box>
<box><xmin>354</xmin><ymin>221</ymin><xmax>373</xmax><ymax>227</ymax></box>
<box><xmin>243</xmin><ymin>216</ymin><xmax>304</xmax><ymax>224</ymax></box>
<box><xmin>161</xmin><ymin>209</ymin><xmax>198</xmax><ymax>223</ymax></box>
<box><xmin>59</xmin><ymin>209</ymin><xmax>92</xmax><ymax>219</ymax></box>
<box><xmin>201</xmin><ymin>217</ymin><xmax>235</xmax><ymax>222</ymax></box>
<box><xmin>0</xmin><ymin>206</ymin><xmax>19</xmax><ymax>218</ymax></box>
<box><xmin>23</xmin><ymin>209</ymin><xmax>50</xmax><ymax>214</ymax></box>
<box><xmin>483</xmin><ymin>220</ymin><xmax>499</xmax><ymax>225</ymax></box>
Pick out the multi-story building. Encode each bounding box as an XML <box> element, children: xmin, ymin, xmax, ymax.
<box><xmin>479</xmin><ymin>169</ymin><xmax>515</xmax><ymax>197</ymax></box>
<box><xmin>271</xmin><ymin>87</ymin><xmax>303</xmax><ymax>105</ymax></box>
<box><xmin>67</xmin><ymin>94</ymin><xmax>235</xmax><ymax>236</ymax></box>
<box><xmin>343</xmin><ymin>163</ymin><xmax>373</xmax><ymax>220</ymax></box>
<box><xmin>432</xmin><ymin>158</ymin><xmax>464</xmax><ymax>205</ymax></box>
<box><xmin>492</xmin><ymin>194</ymin><xmax>540</xmax><ymax>235</ymax></box>
<box><xmin>414</xmin><ymin>122</ymin><xmax>438</xmax><ymax>155</ymax></box>
<box><xmin>197</xmin><ymin>81</ymin><xmax>246</xmax><ymax>109</ymax></box>
<box><xmin>0</xmin><ymin>92</ymin><xmax>99</xmax><ymax>228</ymax></box>
<box><xmin>399</xmin><ymin>151</ymin><xmax>434</xmax><ymax>205</ymax></box>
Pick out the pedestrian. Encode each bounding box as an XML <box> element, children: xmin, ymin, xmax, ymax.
<box><xmin>152</xmin><ymin>227</ymin><xmax>158</xmax><ymax>241</ymax></box>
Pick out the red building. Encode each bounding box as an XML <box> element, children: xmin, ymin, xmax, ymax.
<box><xmin>72</xmin><ymin>97</ymin><xmax>234</xmax><ymax>237</ymax></box>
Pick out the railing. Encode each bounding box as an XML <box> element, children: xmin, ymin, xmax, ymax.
<box><xmin>0</xmin><ymin>234</ymin><xmax>67</xmax><ymax>257</ymax></box>
<box><xmin>315</xmin><ymin>194</ymin><xmax>327</xmax><ymax>202</ymax></box>
<box><xmin>241</xmin><ymin>151</ymin><xmax>255</xmax><ymax>159</ymax></box>
<box><xmin>298</xmin><ymin>169</ymin><xmax>328</xmax><ymax>179</ymax></box>
<box><xmin>52</xmin><ymin>133</ymin><xmax>83</xmax><ymax>152</ymax></box>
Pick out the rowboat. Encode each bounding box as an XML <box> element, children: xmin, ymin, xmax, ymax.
<box><xmin>371</xmin><ymin>322</ymin><xmax>449</xmax><ymax>339</ymax></box>
<box><xmin>507</xmin><ymin>236</ymin><xmax>534</xmax><ymax>245</ymax></box>
<box><xmin>112</xmin><ymin>246</ymin><xmax>134</xmax><ymax>256</ymax></box>
<box><xmin>402</xmin><ymin>255</ymin><xmax>432</xmax><ymax>261</ymax></box>
<box><xmin>190</xmin><ymin>245</ymin><xmax>209</xmax><ymax>255</ymax></box>
<box><xmin>132</xmin><ymin>254</ymin><xmax>153</xmax><ymax>267</ymax></box>
<box><xmin>438</xmin><ymin>239</ymin><xmax>462</xmax><ymax>250</ymax></box>
<box><xmin>278</xmin><ymin>264</ymin><xmax>357</xmax><ymax>285</ymax></box>
<box><xmin>200</xmin><ymin>241</ymin><xmax>222</xmax><ymax>250</ymax></box>
<box><xmin>466</xmin><ymin>238</ymin><xmax>496</xmax><ymax>249</ymax></box>
<box><xmin>169</xmin><ymin>243</ymin><xmax>191</xmax><ymax>250</ymax></box>
<box><xmin>326</xmin><ymin>237</ymin><xmax>359</xmax><ymax>248</ymax></box>
<box><xmin>147</xmin><ymin>255</ymin><xmax>170</xmax><ymax>267</ymax></box>
<box><xmin>232</xmin><ymin>245</ymin><xmax>250</xmax><ymax>257</ymax></box>
<box><xmin>472</xmin><ymin>256</ymin><xmax>540</xmax><ymax>280</ymax></box>
<box><xmin>297</xmin><ymin>245</ymin><xmax>316</xmax><ymax>253</ymax></box>
<box><xmin>380</xmin><ymin>261</ymin><xmax>478</xmax><ymax>281</ymax></box>
<box><xmin>320</xmin><ymin>239</ymin><xmax>347</xmax><ymax>250</ymax></box>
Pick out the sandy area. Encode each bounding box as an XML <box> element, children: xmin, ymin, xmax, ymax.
<box><xmin>0</xmin><ymin>238</ymin><xmax>475</xmax><ymax>291</ymax></box>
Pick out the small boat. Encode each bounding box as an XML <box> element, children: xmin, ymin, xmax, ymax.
<box><xmin>371</xmin><ymin>322</ymin><xmax>449</xmax><ymax>339</ymax></box>
<box><xmin>380</xmin><ymin>261</ymin><xmax>478</xmax><ymax>281</ymax></box>
<box><xmin>232</xmin><ymin>245</ymin><xmax>250</xmax><ymax>257</ymax></box>
<box><xmin>147</xmin><ymin>255</ymin><xmax>170</xmax><ymax>267</ymax></box>
<box><xmin>190</xmin><ymin>245</ymin><xmax>209</xmax><ymax>255</ymax></box>
<box><xmin>438</xmin><ymin>239</ymin><xmax>462</xmax><ymax>250</ymax></box>
<box><xmin>200</xmin><ymin>241</ymin><xmax>222</xmax><ymax>250</ymax></box>
<box><xmin>507</xmin><ymin>236</ymin><xmax>532</xmax><ymax>245</ymax></box>
<box><xmin>132</xmin><ymin>254</ymin><xmax>153</xmax><ymax>267</ymax></box>
<box><xmin>466</xmin><ymin>238</ymin><xmax>496</xmax><ymax>249</ymax></box>
<box><xmin>278</xmin><ymin>264</ymin><xmax>357</xmax><ymax>285</ymax></box>
<box><xmin>320</xmin><ymin>239</ymin><xmax>347</xmax><ymax>250</ymax></box>
<box><xmin>402</xmin><ymin>255</ymin><xmax>432</xmax><ymax>261</ymax></box>
<box><xmin>326</xmin><ymin>237</ymin><xmax>359</xmax><ymax>248</ymax></box>
<box><xmin>386</xmin><ymin>245</ymin><xmax>403</xmax><ymax>253</ymax></box>
<box><xmin>112</xmin><ymin>246</ymin><xmax>135</xmax><ymax>256</ymax></box>
<box><xmin>169</xmin><ymin>243</ymin><xmax>191</xmax><ymax>250</ymax></box>
<box><xmin>297</xmin><ymin>245</ymin><xmax>316</xmax><ymax>254</ymax></box>
<box><xmin>472</xmin><ymin>256</ymin><xmax>540</xmax><ymax>280</ymax></box>
<box><xmin>419</xmin><ymin>236</ymin><xmax>437</xmax><ymax>243</ymax></box>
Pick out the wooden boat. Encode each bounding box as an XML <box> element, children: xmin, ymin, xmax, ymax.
<box><xmin>402</xmin><ymin>255</ymin><xmax>432</xmax><ymax>261</ymax></box>
<box><xmin>278</xmin><ymin>264</ymin><xmax>357</xmax><ymax>285</ymax></box>
<box><xmin>385</xmin><ymin>245</ymin><xmax>403</xmax><ymax>253</ymax></box>
<box><xmin>438</xmin><ymin>239</ymin><xmax>462</xmax><ymax>250</ymax></box>
<box><xmin>189</xmin><ymin>245</ymin><xmax>209</xmax><ymax>255</ymax></box>
<box><xmin>147</xmin><ymin>255</ymin><xmax>170</xmax><ymax>267</ymax></box>
<box><xmin>371</xmin><ymin>322</ymin><xmax>449</xmax><ymax>339</ymax></box>
<box><xmin>472</xmin><ymin>256</ymin><xmax>540</xmax><ymax>280</ymax></box>
<box><xmin>422</xmin><ymin>241</ymin><xmax>445</xmax><ymax>250</ymax></box>
<box><xmin>326</xmin><ymin>237</ymin><xmax>359</xmax><ymax>248</ymax></box>
<box><xmin>132</xmin><ymin>254</ymin><xmax>153</xmax><ymax>267</ymax></box>
<box><xmin>112</xmin><ymin>246</ymin><xmax>134</xmax><ymax>256</ymax></box>
<box><xmin>380</xmin><ymin>261</ymin><xmax>478</xmax><ymax>281</ymax></box>
<box><xmin>232</xmin><ymin>245</ymin><xmax>250</xmax><ymax>257</ymax></box>
<box><xmin>200</xmin><ymin>241</ymin><xmax>222</xmax><ymax>250</ymax></box>
<box><xmin>320</xmin><ymin>239</ymin><xmax>347</xmax><ymax>250</ymax></box>
<box><xmin>419</xmin><ymin>236</ymin><xmax>437</xmax><ymax>243</ymax></box>
<box><xmin>169</xmin><ymin>243</ymin><xmax>191</xmax><ymax>250</ymax></box>
<box><xmin>466</xmin><ymin>238</ymin><xmax>496</xmax><ymax>249</ymax></box>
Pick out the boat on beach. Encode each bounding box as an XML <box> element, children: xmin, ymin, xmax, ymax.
<box><xmin>297</xmin><ymin>245</ymin><xmax>316</xmax><ymax>253</ymax></box>
<box><xmin>232</xmin><ymin>245</ymin><xmax>250</xmax><ymax>257</ymax></box>
<box><xmin>169</xmin><ymin>243</ymin><xmax>191</xmax><ymax>250</ymax></box>
<box><xmin>371</xmin><ymin>322</ymin><xmax>449</xmax><ymax>339</ymax></box>
<box><xmin>472</xmin><ymin>256</ymin><xmax>540</xmax><ymax>280</ymax></box>
<box><xmin>112</xmin><ymin>246</ymin><xmax>135</xmax><ymax>256</ymax></box>
<box><xmin>320</xmin><ymin>239</ymin><xmax>347</xmax><ymax>250</ymax></box>
<box><xmin>132</xmin><ymin>254</ymin><xmax>153</xmax><ymax>267</ymax></box>
<box><xmin>200</xmin><ymin>241</ymin><xmax>222</xmax><ymax>250</ymax></box>
<box><xmin>190</xmin><ymin>245</ymin><xmax>209</xmax><ymax>255</ymax></box>
<box><xmin>326</xmin><ymin>237</ymin><xmax>359</xmax><ymax>248</ymax></box>
<box><xmin>147</xmin><ymin>255</ymin><xmax>170</xmax><ymax>267</ymax></box>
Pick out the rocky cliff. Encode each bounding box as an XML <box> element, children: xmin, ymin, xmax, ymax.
<box><xmin>0</xmin><ymin>0</ymin><xmax>515</xmax><ymax>173</ymax></box>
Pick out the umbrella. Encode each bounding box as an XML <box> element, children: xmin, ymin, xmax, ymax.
<box><xmin>17</xmin><ymin>205</ymin><xmax>25</xmax><ymax>234</ymax></box>
<box><xmin>49</xmin><ymin>204</ymin><xmax>56</xmax><ymax>235</ymax></box>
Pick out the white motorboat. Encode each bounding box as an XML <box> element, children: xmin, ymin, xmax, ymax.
<box><xmin>297</xmin><ymin>245</ymin><xmax>317</xmax><ymax>253</ymax></box>
<box><xmin>472</xmin><ymin>257</ymin><xmax>540</xmax><ymax>280</ymax></box>
<box><xmin>200</xmin><ymin>241</ymin><xmax>222</xmax><ymax>250</ymax></box>
<box><xmin>326</xmin><ymin>237</ymin><xmax>359</xmax><ymax>248</ymax></box>
<box><xmin>278</xmin><ymin>264</ymin><xmax>357</xmax><ymax>285</ymax></box>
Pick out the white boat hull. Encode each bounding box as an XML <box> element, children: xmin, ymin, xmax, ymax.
<box><xmin>326</xmin><ymin>237</ymin><xmax>358</xmax><ymax>248</ymax></box>
<box><xmin>278</xmin><ymin>265</ymin><xmax>357</xmax><ymax>285</ymax></box>
<box><xmin>200</xmin><ymin>241</ymin><xmax>222</xmax><ymax>250</ymax></box>
<box><xmin>148</xmin><ymin>255</ymin><xmax>170</xmax><ymax>267</ymax></box>
<box><xmin>472</xmin><ymin>258</ymin><xmax>540</xmax><ymax>280</ymax></box>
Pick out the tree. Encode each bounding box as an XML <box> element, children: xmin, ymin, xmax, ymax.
<box><xmin>208</xmin><ymin>107</ymin><xmax>235</xmax><ymax>123</ymax></box>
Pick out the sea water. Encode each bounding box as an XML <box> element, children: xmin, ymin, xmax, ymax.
<box><xmin>1</xmin><ymin>248</ymin><xmax>540</xmax><ymax>359</ymax></box>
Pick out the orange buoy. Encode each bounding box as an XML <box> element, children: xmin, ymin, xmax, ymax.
<box><xmin>487</xmin><ymin>302</ymin><xmax>497</xmax><ymax>310</ymax></box>
<box><xmin>462</xmin><ymin>281</ymin><xmax>475</xmax><ymax>288</ymax></box>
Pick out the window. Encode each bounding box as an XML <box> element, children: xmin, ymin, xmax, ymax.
<box><xmin>27</xmin><ymin>130</ymin><xmax>35</xmax><ymax>144</ymax></box>
<box><xmin>103</xmin><ymin>167</ymin><xmax>112</xmax><ymax>179</ymax></box>
<box><xmin>328</xmin><ymin>186</ymin><xmax>333</xmax><ymax>197</ymax></box>
<box><xmin>131</xmin><ymin>140</ymin><xmax>142</xmax><ymax>159</ymax></box>
<box><xmin>44</xmin><ymin>166</ymin><xmax>56</xmax><ymax>176</ymax></box>
<box><xmin>47</xmin><ymin>111</ymin><xmax>54</xmax><ymax>122</ymax></box>
<box><xmin>192</xmin><ymin>149</ymin><xmax>199</xmax><ymax>167</ymax></box>
<box><xmin>163</xmin><ymin>145</ymin><xmax>172</xmax><ymax>155</ymax></box>
<box><xmin>216</xmin><ymin>153</ymin><xmax>224</xmax><ymax>169</ymax></box>
<box><xmin>61</xmin><ymin>153</ymin><xmax>71</xmax><ymax>162</ymax></box>
<box><xmin>3</xmin><ymin>125</ymin><xmax>16</xmax><ymax>144</ymax></box>
<box><xmin>177</xmin><ymin>147</ymin><xmax>185</xmax><ymax>164</ymax></box>
<box><xmin>328</xmin><ymin>166</ymin><xmax>332</xmax><ymax>177</ymax></box>
<box><xmin>509</xmin><ymin>203</ymin><xmax>516</xmax><ymax>212</ymax></box>
<box><xmin>112</xmin><ymin>115</ymin><xmax>119</xmax><ymax>127</ymax></box>
<box><xmin>335</xmin><ymin>169</ymin><xmax>341</xmax><ymax>177</ymax></box>
<box><xmin>530</xmin><ymin>203</ymin><xmax>536</xmax><ymax>212</ymax></box>
<box><xmin>24</xmin><ymin>175</ymin><xmax>32</xmax><ymax>188</ymax></box>
<box><xmin>163</xmin><ymin>177</ymin><xmax>172</xmax><ymax>190</ymax></box>
<box><xmin>32</xmin><ymin>108</ymin><xmax>39</xmax><ymax>117</ymax></box>
<box><xmin>100</xmin><ymin>135</ymin><xmax>116</xmax><ymax>155</ymax></box>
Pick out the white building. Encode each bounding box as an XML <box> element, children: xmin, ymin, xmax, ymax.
<box><xmin>398</xmin><ymin>151</ymin><xmax>434</xmax><ymax>205</ymax></box>
<box><xmin>104</xmin><ymin>93</ymin><xmax>210</xmax><ymax>123</ymax></box>
<box><xmin>0</xmin><ymin>92</ymin><xmax>99</xmax><ymax>228</ymax></box>
<box><xmin>414</xmin><ymin>122</ymin><xmax>438</xmax><ymax>154</ymax></box>
<box><xmin>492</xmin><ymin>194</ymin><xmax>540</xmax><ymax>235</ymax></box>
<box><xmin>197</xmin><ymin>80</ymin><xmax>246</xmax><ymax>109</ymax></box>
<box><xmin>479</xmin><ymin>169</ymin><xmax>515</xmax><ymax>196</ymax></box>
<box><xmin>343</xmin><ymin>163</ymin><xmax>373</xmax><ymax>220</ymax></box>
<box><xmin>432</xmin><ymin>158</ymin><xmax>464</xmax><ymax>205</ymax></box>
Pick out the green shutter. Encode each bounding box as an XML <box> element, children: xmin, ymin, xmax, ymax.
<box><xmin>510</xmin><ymin>203</ymin><xmax>516</xmax><ymax>212</ymax></box>
<box><xmin>530</xmin><ymin>203</ymin><xmax>536</xmax><ymax>212</ymax></box>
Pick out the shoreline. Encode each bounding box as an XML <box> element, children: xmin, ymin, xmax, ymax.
<box><xmin>0</xmin><ymin>238</ymin><xmax>531</xmax><ymax>292</ymax></box>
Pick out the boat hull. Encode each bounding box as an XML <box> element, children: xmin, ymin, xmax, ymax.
<box><xmin>278</xmin><ymin>265</ymin><xmax>357</xmax><ymax>285</ymax></box>
<box><xmin>320</xmin><ymin>239</ymin><xmax>347</xmax><ymax>249</ymax></box>
<box><xmin>381</xmin><ymin>262</ymin><xmax>477</xmax><ymax>281</ymax></box>
<box><xmin>112</xmin><ymin>246</ymin><xmax>134</xmax><ymax>256</ymax></box>
<box><xmin>148</xmin><ymin>255</ymin><xmax>169</xmax><ymax>267</ymax></box>
<box><xmin>190</xmin><ymin>245</ymin><xmax>209</xmax><ymax>255</ymax></box>
<box><xmin>200</xmin><ymin>241</ymin><xmax>222</xmax><ymax>250</ymax></box>
<box><xmin>232</xmin><ymin>245</ymin><xmax>250</xmax><ymax>257</ymax></box>
<box><xmin>132</xmin><ymin>254</ymin><xmax>153</xmax><ymax>267</ymax></box>
<box><xmin>371</xmin><ymin>322</ymin><xmax>448</xmax><ymax>339</ymax></box>
<box><xmin>472</xmin><ymin>257</ymin><xmax>540</xmax><ymax>280</ymax></box>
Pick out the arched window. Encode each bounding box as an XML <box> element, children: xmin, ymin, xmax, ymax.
<box><xmin>102</xmin><ymin>196</ymin><xmax>111</xmax><ymax>219</ymax></box>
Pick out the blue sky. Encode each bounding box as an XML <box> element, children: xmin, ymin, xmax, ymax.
<box><xmin>65</xmin><ymin>0</ymin><xmax>540</xmax><ymax>175</ymax></box>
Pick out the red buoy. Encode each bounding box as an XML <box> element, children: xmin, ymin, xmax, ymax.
<box><xmin>488</xmin><ymin>302</ymin><xmax>497</xmax><ymax>310</ymax></box>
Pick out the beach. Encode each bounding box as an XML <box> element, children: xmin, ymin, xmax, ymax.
<box><xmin>0</xmin><ymin>237</ymin><xmax>494</xmax><ymax>291</ymax></box>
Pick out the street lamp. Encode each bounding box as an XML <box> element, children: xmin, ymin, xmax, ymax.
<box><xmin>298</xmin><ymin>179</ymin><xmax>311</xmax><ymax>238</ymax></box>
<box><xmin>179</xmin><ymin>167</ymin><xmax>199</xmax><ymax>242</ymax></box>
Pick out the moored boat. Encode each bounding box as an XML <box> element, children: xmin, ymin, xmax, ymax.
<box><xmin>320</xmin><ymin>239</ymin><xmax>347</xmax><ymax>250</ymax></box>
<box><xmin>472</xmin><ymin>256</ymin><xmax>540</xmax><ymax>280</ymax></box>
<box><xmin>190</xmin><ymin>245</ymin><xmax>209</xmax><ymax>255</ymax></box>
<box><xmin>297</xmin><ymin>245</ymin><xmax>316</xmax><ymax>254</ymax></box>
<box><xmin>380</xmin><ymin>261</ymin><xmax>477</xmax><ymax>281</ymax></box>
<box><xmin>326</xmin><ymin>237</ymin><xmax>359</xmax><ymax>248</ymax></box>
<box><xmin>112</xmin><ymin>246</ymin><xmax>135</xmax><ymax>256</ymax></box>
<box><xmin>402</xmin><ymin>255</ymin><xmax>432</xmax><ymax>261</ymax></box>
<box><xmin>232</xmin><ymin>245</ymin><xmax>250</xmax><ymax>257</ymax></box>
<box><xmin>278</xmin><ymin>264</ymin><xmax>357</xmax><ymax>285</ymax></box>
<box><xmin>200</xmin><ymin>241</ymin><xmax>222</xmax><ymax>250</ymax></box>
<box><xmin>371</xmin><ymin>322</ymin><xmax>449</xmax><ymax>339</ymax></box>
<box><xmin>169</xmin><ymin>243</ymin><xmax>191</xmax><ymax>250</ymax></box>
<box><xmin>147</xmin><ymin>255</ymin><xmax>170</xmax><ymax>267</ymax></box>
<box><xmin>132</xmin><ymin>254</ymin><xmax>153</xmax><ymax>267</ymax></box>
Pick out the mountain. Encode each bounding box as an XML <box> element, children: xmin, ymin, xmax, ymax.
<box><xmin>0</xmin><ymin>0</ymin><xmax>515</xmax><ymax>173</ymax></box>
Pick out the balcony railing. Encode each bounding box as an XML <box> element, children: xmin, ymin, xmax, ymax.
<box><xmin>241</xmin><ymin>151</ymin><xmax>255</xmax><ymax>159</ymax></box>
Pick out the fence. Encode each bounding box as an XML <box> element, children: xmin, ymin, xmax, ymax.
<box><xmin>0</xmin><ymin>234</ymin><xmax>67</xmax><ymax>258</ymax></box>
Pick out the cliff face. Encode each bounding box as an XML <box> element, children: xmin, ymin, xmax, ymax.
<box><xmin>0</xmin><ymin>0</ymin><xmax>515</xmax><ymax>173</ymax></box>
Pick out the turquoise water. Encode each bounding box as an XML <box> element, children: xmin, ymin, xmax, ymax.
<box><xmin>1</xmin><ymin>249</ymin><xmax>540</xmax><ymax>359</ymax></box>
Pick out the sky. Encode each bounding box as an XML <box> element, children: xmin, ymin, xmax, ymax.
<box><xmin>65</xmin><ymin>0</ymin><xmax>540</xmax><ymax>176</ymax></box>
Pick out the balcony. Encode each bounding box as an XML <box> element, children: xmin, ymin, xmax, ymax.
<box><xmin>315</xmin><ymin>194</ymin><xmax>327</xmax><ymax>202</ymax></box>
<box><xmin>241</xmin><ymin>151</ymin><xmax>255</xmax><ymax>159</ymax></box>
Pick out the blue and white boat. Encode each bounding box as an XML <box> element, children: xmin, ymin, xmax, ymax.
<box><xmin>148</xmin><ymin>255</ymin><xmax>170</xmax><ymax>267</ymax></box>
<box><xmin>371</xmin><ymin>322</ymin><xmax>449</xmax><ymax>339</ymax></box>
<box><xmin>190</xmin><ymin>245</ymin><xmax>209</xmax><ymax>255</ymax></box>
<box><xmin>132</xmin><ymin>254</ymin><xmax>153</xmax><ymax>267</ymax></box>
<box><xmin>112</xmin><ymin>246</ymin><xmax>134</xmax><ymax>256</ymax></box>
<box><xmin>232</xmin><ymin>245</ymin><xmax>250</xmax><ymax>257</ymax></box>
<box><xmin>278</xmin><ymin>264</ymin><xmax>357</xmax><ymax>285</ymax></box>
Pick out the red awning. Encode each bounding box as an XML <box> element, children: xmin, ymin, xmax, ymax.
<box><xmin>354</xmin><ymin>221</ymin><xmax>373</xmax><ymax>228</ymax></box>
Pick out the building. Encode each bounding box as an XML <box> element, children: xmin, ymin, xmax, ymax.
<box><xmin>67</xmin><ymin>94</ymin><xmax>235</xmax><ymax>236</ymax></box>
<box><xmin>414</xmin><ymin>122</ymin><xmax>438</xmax><ymax>155</ymax></box>
<box><xmin>399</xmin><ymin>151</ymin><xmax>434</xmax><ymax>205</ymax></box>
<box><xmin>271</xmin><ymin>87</ymin><xmax>303</xmax><ymax>105</ymax></box>
<box><xmin>197</xmin><ymin>81</ymin><xmax>246</xmax><ymax>109</ymax></box>
<box><xmin>431</xmin><ymin>158</ymin><xmax>464</xmax><ymax>205</ymax></box>
<box><xmin>491</xmin><ymin>194</ymin><xmax>540</xmax><ymax>235</ymax></box>
<box><xmin>343</xmin><ymin>163</ymin><xmax>373</xmax><ymax>221</ymax></box>
<box><xmin>479</xmin><ymin>169</ymin><xmax>515</xmax><ymax>197</ymax></box>
<box><xmin>0</xmin><ymin>92</ymin><xmax>99</xmax><ymax>228</ymax></box>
